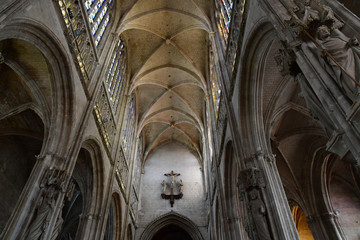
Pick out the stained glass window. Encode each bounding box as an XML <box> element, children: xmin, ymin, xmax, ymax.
<box><xmin>210</xmin><ymin>44</ymin><xmax>221</xmax><ymax>119</ymax></box>
<box><xmin>121</xmin><ymin>93</ymin><xmax>136</xmax><ymax>161</ymax></box>
<box><xmin>84</xmin><ymin>0</ymin><xmax>113</xmax><ymax>47</ymax></box>
<box><xmin>215</xmin><ymin>0</ymin><xmax>234</xmax><ymax>49</ymax></box>
<box><xmin>106</xmin><ymin>39</ymin><xmax>126</xmax><ymax>115</ymax></box>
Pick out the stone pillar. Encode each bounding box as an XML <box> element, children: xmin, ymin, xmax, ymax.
<box><xmin>305</xmin><ymin>211</ymin><xmax>346</xmax><ymax>240</ymax></box>
<box><xmin>238</xmin><ymin>153</ymin><xmax>300</xmax><ymax>240</ymax></box>
<box><xmin>0</xmin><ymin>155</ymin><xmax>74</xmax><ymax>240</ymax></box>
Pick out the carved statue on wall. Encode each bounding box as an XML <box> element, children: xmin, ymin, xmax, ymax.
<box><xmin>178</xmin><ymin>179</ymin><xmax>183</xmax><ymax>194</ymax></box>
<box><xmin>161</xmin><ymin>180</ymin><xmax>167</xmax><ymax>194</ymax></box>
<box><xmin>302</xmin><ymin>0</ymin><xmax>320</xmax><ymax>26</ymax></box>
<box><xmin>25</xmin><ymin>169</ymin><xmax>67</xmax><ymax>240</ymax></box>
<box><xmin>315</xmin><ymin>25</ymin><xmax>360</xmax><ymax>100</ymax></box>
<box><xmin>248</xmin><ymin>189</ymin><xmax>272</xmax><ymax>240</ymax></box>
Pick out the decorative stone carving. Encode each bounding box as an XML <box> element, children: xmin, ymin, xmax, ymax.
<box><xmin>115</xmin><ymin>148</ymin><xmax>129</xmax><ymax>192</ymax></box>
<box><xmin>287</xmin><ymin>0</ymin><xmax>344</xmax><ymax>39</ymax></box>
<box><xmin>94</xmin><ymin>85</ymin><xmax>117</xmax><ymax>151</ymax></box>
<box><xmin>25</xmin><ymin>168</ymin><xmax>67</xmax><ymax>240</ymax></box>
<box><xmin>178</xmin><ymin>179</ymin><xmax>183</xmax><ymax>194</ymax></box>
<box><xmin>225</xmin><ymin>0</ymin><xmax>247</xmax><ymax>76</ymax></box>
<box><xmin>302</xmin><ymin>0</ymin><xmax>320</xmax><ymax>26</ymax></box>
<box><xmin>315</xmin><ymin>25</ymin><xmax>360</xmax><ymax>101</ymax></box>
<box><xmin>51</xmin><ymin>180</ymin><xmax>75</xmax><ymax>240</ymax></box>
<box><xmin>248</xmin><ymin>189</ymin><xmax>272</xmax><ymax>240</ymax></box>
<box><xmin>161</xmin><ymin>180</ymin><xmax>167</xmax><ymax>194</ymax></box>
<box><xmin>274</xmin><ymin>45</ymin><xmax>299</xmax><ymax>76</ymax></box>
<box><xmin>239</xmin><ymin>167</ymin><xmax>272</xmax><ymax>240</ymax></box>
<box><xmin>240</xmin><ymin>167</ymin><xmax>266</xmax><ymax>189</ymax></box>
<box><xmin>161</xmin><ymin>171</ymin><xmax>183</xmax><ymax>207</ymax></box>
<box><xmin>57</xmin><ymin>0</ymin><xmax>97</xmax><ymax>84</ymax></box>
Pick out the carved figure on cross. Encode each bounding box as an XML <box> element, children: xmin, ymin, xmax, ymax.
<box><xmin>161</xmin><ymin>170</ymin><xmax>183</xmax><ymax>207</ymax></box>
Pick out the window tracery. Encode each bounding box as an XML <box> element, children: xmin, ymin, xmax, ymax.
<box><xmin>116</xmin><ymin>148</ymin><xmax>129</xmax><ymax>192</ymax></box>
<box><xmin>106</xmin><ymin>39</ymin><xmax>126</xmax><ymax>116</ymax></box>
<box><xmin>84</xmin><ymin>0</ymin><xmax>113</xmax><ymax>47</ymax></box>
<box><xmin>215</xmin><ymin>0</ymin><xmax>234</xmax><ymax>49</ymax></box>
<box><xmin>121</xmin><ymin>93</ymin><xmax>136</xmax><ymax>161</ymax></box>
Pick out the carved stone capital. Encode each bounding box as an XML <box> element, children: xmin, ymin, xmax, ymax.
<box><xmin>240</xmin><ymin>167</ymin><xmax>266</xmax><ymax>190</ymax></box>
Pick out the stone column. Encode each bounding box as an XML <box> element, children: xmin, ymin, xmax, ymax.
<box><xmin>238</xmin><ymin>154</ymin><xmax>300</xmax><ymax>240</ymax></box>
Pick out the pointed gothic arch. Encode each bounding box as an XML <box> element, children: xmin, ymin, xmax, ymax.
<box><xmin>139</xmin><ymin>212</ymin><xmax>204</xmax><ymax>240</ymax></box>
<box><xmin>0</xmin><ymin>19</ymin><xmax>75</xmax><ymax>156</ymax></box>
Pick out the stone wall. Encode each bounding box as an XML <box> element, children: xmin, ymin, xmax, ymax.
<box><xmin>136</xmin><ymin>142</ymin><xmax>208</xmax><ymax>239</ymax></box>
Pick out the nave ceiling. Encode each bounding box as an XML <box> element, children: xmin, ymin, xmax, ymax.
<box><xmin>116</xmin><ymin>0</ymin><xmax>211</xmax><ymax>162</ymax></box>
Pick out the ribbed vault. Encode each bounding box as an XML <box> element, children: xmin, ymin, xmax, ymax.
<box><xmin>118</xmin><ymin>0</ymin><xmax>210</xmax><ymax>162</ymax></box>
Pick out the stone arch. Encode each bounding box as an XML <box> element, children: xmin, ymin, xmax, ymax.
<box><xmin>56</xmin><ymin>139</ymin><xmax>104</xmax><ymax>240</ymax></box>
<box><xmin>81</xmin><ymin>138</ymin><xmax>106</xmax><ymax>224</ymax></box>
<box><xmin>0</xmin><ymin>19</ymin><xmax>75</xmax><ymax>239</ymax></box>
<box><xmin>290</xmin><ymin>205</ymin><xmax>315</xmax><ymax>240</ymax></box>
<box><xmin>238</xmin><ymin>20</ymin><xmax>279</xmax><ymax>154</ymax></box>
<box><xmin>103</xmin><ymin>201</ymin><xmax>115</xmax><ymax>240</ymax></box>
<box><xmin>111</xmin><ymin>192</ymin><xmax>122</xmax><ymax>240</ymax></box>
<box><xmin>0</xmin><ymin>18</ymin><xmax>75</xmax><ymax>156</ymax></box>
<box><xmin>127</xmin><ymin>223</ymin><xmax>133</xmax><ymax>240</ymax></box>
<box><xmin>0</xmin><ymin>109</ymin><xmax>44</xmax><ymax>235</ymax></box>
<box><xmin>139</xmin><ymin>212</ymin><xmax>204</xmax><ymax>240</ymax></box>
<box><xmin>237</xmin><ymin>20</ymin><xmax>302</xmax><ymax>239</ymax></box>
<box><xmin>325</xmin><ymin>153</ymin><xmax>360</xmax><ymax>239</ymax></box>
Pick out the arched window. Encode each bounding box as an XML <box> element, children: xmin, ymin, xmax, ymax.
<box><xmin>210</xmin><ymin>44</ymin><xmax>221</xmax><ymax>119</ymax></box>
<box><xmin>57</xmin><ymin>0</ymin><xmax>114</xmax><ymax>83</ymax></box>
<box><xmin>84</xmin><ymin>0</ymin><xmax>113</xmax><ymax>47</ymax></box>
<box><xmin>106</xmin><ymin>39</ymin><xmax>126</xmax><ymax>116</ymax></box>
<box><xmin>215</xmin><ymin>0</ymin><xmax>234</xmax><ymax>49</ymax></box>
<box><xmin>121</xmin><ymin>93</ymin><xmax>136</xmax><ymax>161</ymax></box>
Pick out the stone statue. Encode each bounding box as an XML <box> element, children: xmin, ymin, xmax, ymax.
<box><xmin>26</xmin><ymin>184</ymin><xmax>58</xmax><ymax>239</ymax></box>
<box><xmin>161</xmin><ymin>180</ymin><xmax>167</xmax><ymax>194</ymax></box>
<box><xmin>322</xmin><ymin>5</ymin><xmax>344</xmax><ymax>30</ymax></box>
<box><xmin>316</xmin><ymin>25</ymin><xmax>360</xmax><ymax>100</ymax></box>
<box><xmin>302</xmin><ymin>0</ymin><xmax>320</xmax><ymax>26</ymax></box>
<box><xmin>178</xmin><ymin>179</ymin><xmax>183</xmax><ymax>194</ymax></box>
<box><xmin>25</xmin><ymin>169</ymin><xmax>67</xmax><ymax>240</ymax></box>
<box><xmin>248</xmin><ymin>189</ymin><xmax>271</xmax><ymax>240</ymax></box>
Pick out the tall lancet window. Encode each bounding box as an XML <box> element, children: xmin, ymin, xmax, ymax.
<box><xmin>210</xmin><ymin>44</ymin><xmax>221</xmax><ymax>119</ymax></box>
<box><xmin>106</xmin><ymin>39</ymin><xmax>126</xmax><ymax>116</ymax></box>
<box><xmin>215</xmin><ymin>0</ymin><xmax>234</xmax><ymax>49</ymax></box>
<box><xmin>122</xmin><ymin>93</ymin><xmax>136</xmax><ymax>161</ymax></box>
<box><xmin>84</xmin><ymin>0</ymin><xmax>113</xmax><ymax>47</ymax></box>
<box><xmin>58</xmin><ymin>0</ymin><xmax>114</xmax><ymax>83</ymax></box>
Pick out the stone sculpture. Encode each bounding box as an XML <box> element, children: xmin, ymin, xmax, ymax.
<box><xmin>25</xmin><ymin>169</ymin><xmax>67</xmax><ymax>240</ymax></box>
<box><xmin>316</xmin><ymin>25</ymin><xmax>360</xmax><ymax>100</ymax></box>
<box><xmin>249</xmin><ymin>189</ymin><xmax>272</xmax><ymax>240</ymax></box>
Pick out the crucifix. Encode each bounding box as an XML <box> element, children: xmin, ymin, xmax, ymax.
<box><xmin>161</xmin><ymin>170</ymin><xmax>183</xmax><ymax>207</ymax></box>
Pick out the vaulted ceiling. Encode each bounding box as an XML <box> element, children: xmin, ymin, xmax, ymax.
<box><xmin>117</xmin><ymin>0</ymin><xmax>211</xmax><ymax>162</ymax></box>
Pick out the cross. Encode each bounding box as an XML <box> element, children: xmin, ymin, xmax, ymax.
<box><xmin>161</xmin><ymin>171</ymin><xmax>183</xmax><ymax>207</ymax></box>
